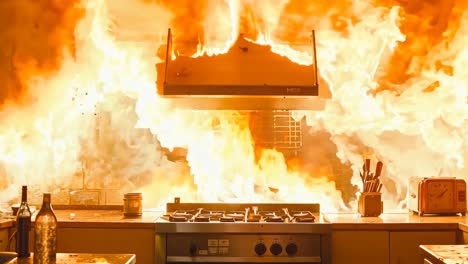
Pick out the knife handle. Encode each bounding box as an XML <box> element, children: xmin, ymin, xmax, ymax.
<box><xmin>375</xmin><ymin>161</ymin><xmax>383</xmax><ymax>177</ymax></box>
<box><xmin>365</xmin><ymin>159</ymin><xmax>371</xmax><ymax>172</ymax></box>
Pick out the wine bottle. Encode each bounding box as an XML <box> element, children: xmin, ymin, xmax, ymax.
<box><xmin>34</xmin><ymin>192</ymin><xmax>57</xmax><ymax>264</ymax></box>
<box><xmin>16</xmin><ymin>185</ymin><xmax>31</xmax><ymax>258</ymax></box>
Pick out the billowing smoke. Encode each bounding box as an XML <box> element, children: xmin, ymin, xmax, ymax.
<box><xmin>0</xmin><ymin>0</ymin><xmax>175</xmax><ymax>206</ymax></box>
<box><xmin>286</xmin><ymin>0</ymin><xmax>468</xmax><ymax>206</ymax></box>
<box><xmin>0</xmin><ymin>0</ymin><xmax>83</xmax><ymax>204</ymax></box>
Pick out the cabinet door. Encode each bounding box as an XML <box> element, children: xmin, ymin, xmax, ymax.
<box><xmin>57</xmin><ymin>228</ymin><xmax>155</xmax><ymax>264</ymax></box>
<box><xmin>332</xmin><ymin>231</ymin><xmax>389</xmax><ymax>264</ymax></box>
<box><xmin>390</xmin><ymin>231</ymin><xmax>456</xmax><ymax>264</ymax></box>
<box><xmin>0</xmin><ymin>228</ymin><xmax>8</xmax><ymax>251</ymax></box>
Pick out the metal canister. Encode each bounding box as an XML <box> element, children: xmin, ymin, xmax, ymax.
<box><xmin>123</xmin><ymin>193</ymin><xmax>143</xmax><ymax>217</ymax></box>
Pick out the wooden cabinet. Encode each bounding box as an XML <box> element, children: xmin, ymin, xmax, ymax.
<box><xmin>389</xmin><ymin>231</ymin><xmax>456</xmax><ymax>264</ymax></box>
<box><xmin>332</xmin><ymin>230</ymin><xmax>458</xmax><ymax>264</ymax></box>
<box><xmin>0</xmin><ymin>228</ymin><xmax>9</xmax><ymax>251</ymax></box>
<box><xmin>57</xmin><ymin>227</ymin><xmax>154</xmax><ymax>264</ymax></box>
<box><xmin>331</xmin><ymin>231</ymin><xmax>389</xmax><ymax>264</ymax></box>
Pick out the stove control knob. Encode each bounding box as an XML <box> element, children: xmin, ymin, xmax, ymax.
<box><xmin>189</xmin><ymin>243</ymin><xmax>197</xmax><ymax>256</ymax></box>
<box><xmin>254</xmin><ymin>243</ymin><xmax>267</xmax><ymax>256</ymax></box>
<box><xmin>270</xmin><ymin>243</ymin><xmax>283</xmax><ymax>256</ymax></box>
<box><xmin>286</xmin><ymin>243</ymin><xmax>298</xmax><ymax>255</ymax></box>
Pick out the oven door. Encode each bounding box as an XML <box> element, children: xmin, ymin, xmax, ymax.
<box><xmin>165</xmin><ymin>234</ymin><xmax>322</xmax><ymax>264</ymax></box>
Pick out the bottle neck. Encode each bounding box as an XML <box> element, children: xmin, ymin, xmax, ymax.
<box><xmin>41</xmin><ymin>200</ymin><xmax>52</xmax><ymax>210</ymax></box>
<box><xmin>17</xmin><ymin>187</ymin><xmax>31</xmax><ymax>218</ymax></box>
<box><xmin>41</xmin><ymin>193</ymin><xmax>53</xmax><ymax>211</ymax></box>
<box><xmin>21</xmin><ymin>187</ymin><xmax>27</xmax><ymax>203</ymax></box>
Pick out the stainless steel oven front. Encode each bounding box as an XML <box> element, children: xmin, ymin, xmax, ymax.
<box><xmin>155</xmin><ymin>223</ymin><xmax>331</xmax><ymax>264</ymax></box>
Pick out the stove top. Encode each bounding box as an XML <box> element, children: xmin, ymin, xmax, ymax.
<box><xmin>163</xmin><ymin>208</ymin><xmax>316</xmax><ymax>223</ymax></box>
<box><xmin>155</xmin><ymin>198</ymin><xmax>330</xmax><ymax>234</ymax></box>
<box><xmin>160</xmin><ymin>197</ymin><xmax>320</xmax><ymax>222</ymax></box>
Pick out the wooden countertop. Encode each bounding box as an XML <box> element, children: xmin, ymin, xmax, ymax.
<box><xmin>419</xmin><ymin>244</ymin><xmax>468</xmax><ymax>264</ymax></box>
<box><xmin>2</xmin><ymin>211</ymin><xmax>468</xmax><ymax>230</ymax></box>
<box><xmin>0</xmin><ymin>218</ymin><xmax>14</xmax><ymax>228</ymax></box>
<box><xmin>7</xmin><ymin>253</ymin><xmax>136</xmax><ymax>264</ymax></box>
<box><xmin>51</xmin><ymin>210</ymin><xmax>163</xmax><ymax>229</ymax></box>
<box><xmin>1</xmin><ymin>210</ymin><xmax>164</xmax><ymax>229</ymax></box>
<box><xmin>323</xmin><ymin>212</ymin><xmax>464</xmax><ymax>230</ymax></box>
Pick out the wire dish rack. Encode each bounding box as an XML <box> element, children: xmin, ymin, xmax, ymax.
<box><xmin>249</xmin><ymin>110</ymin><xmax>303</xmax><ymax>156</ymax></box>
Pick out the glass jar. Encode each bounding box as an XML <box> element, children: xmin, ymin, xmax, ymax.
<box><xmin>123</xmin><ymin>193</ymin><xmax>143</xmax><ymax>217</ymax></box>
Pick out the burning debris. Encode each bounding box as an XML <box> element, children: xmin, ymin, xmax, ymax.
<box><xmin>0</xmin><ymin>0</ymin><xmax>467</xmax><ymax>212</ymax></box>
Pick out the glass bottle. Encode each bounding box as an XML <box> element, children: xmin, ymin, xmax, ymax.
<box><xmin>16</xmin><ymin>185</ymin><xmax>31</xmax><ymax>258</ymax></box>
<box><xmin>34</xmin><ymin>192</ymin><xmax>57</xmax><ymax>264</ymax></box>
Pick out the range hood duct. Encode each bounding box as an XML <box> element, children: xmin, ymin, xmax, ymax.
<box><xmin>156</xmin><ymin>29</ymin><xmax>331</xmax><ymax>110</ymax></box>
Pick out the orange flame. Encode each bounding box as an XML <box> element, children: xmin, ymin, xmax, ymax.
<box><xmin>0</xmin><ymin>0</ymin><xmax>467</xmax><ymax>213</ymax></box>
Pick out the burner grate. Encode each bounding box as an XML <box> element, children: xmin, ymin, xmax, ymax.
<box><xmin>291</xmin><ymin>211</ymin><xmax>316</xmax><ymax>222</ymax></box>
<box><xmin>163</xmin><ymin>199</ymin><xmax>320</xmax><ymax>223</ymax></box>
<box><xmin>165</xmin><ymin>210</ymin><xmax>316</xmax><ymax>223</ymax></box>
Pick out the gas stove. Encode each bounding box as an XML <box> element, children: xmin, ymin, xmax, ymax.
<box><xmin>155</xmin><ymin>198</ymin><xmax>331</xmax><ymax>263</ymax></box>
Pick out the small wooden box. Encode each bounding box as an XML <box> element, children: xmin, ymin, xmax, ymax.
<box><xmin>358</xmin><ymin>192</ymin><xmax>383</xmax><ymax>217</ymax></box>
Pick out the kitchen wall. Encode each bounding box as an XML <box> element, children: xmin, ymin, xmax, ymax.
<box><xmin>3</xmin><ymin>100</ymin><xmax>167</xmax><ymax>208</ymax></box>
<box><xmin>13</xmin><ymin>111</ymin><xmax>357</xmax><ymax>209</ymax></box>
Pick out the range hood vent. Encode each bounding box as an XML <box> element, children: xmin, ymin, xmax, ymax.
<box><xmin>156</xmin><ymin>29</ymin><xmax>331</xmax><ymax>110</ymax></box>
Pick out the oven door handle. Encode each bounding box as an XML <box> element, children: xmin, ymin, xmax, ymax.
<box><xmin>167</xmin><ymin>256</ymin><xmax>321</xmax><ymax>263</ymax></box>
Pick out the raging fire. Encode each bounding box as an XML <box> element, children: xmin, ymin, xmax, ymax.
<box><xmin>0</xmin><ymin>0</ymin><xmax>467</xmax><ymax>212</ymax></box>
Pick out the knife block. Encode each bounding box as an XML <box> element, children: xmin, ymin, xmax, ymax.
<box><xmin>358</xmin><ymin>192</ymin><xmax>383</xmax><ymax>217</ymax></box>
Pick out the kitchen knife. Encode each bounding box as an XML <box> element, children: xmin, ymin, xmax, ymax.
<box><xmin>365</xmin><ymin>159</ymin><xmax>370</xmax><ymax>175</ymax></box>
<box><xmin>375</xmin><ymin>161</ymin><xmax>383</xmax><ymax>178</ymax></box>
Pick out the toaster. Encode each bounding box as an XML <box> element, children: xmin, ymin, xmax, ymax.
<box><xmin>408</xmin><ymin>177</ymin><xmax>466</xmax><ymax>216</ymax></box>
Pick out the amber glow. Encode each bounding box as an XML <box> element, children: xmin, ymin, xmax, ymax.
<box><xmin>0</xmin><ymin>0</ymin><xmax>467</xmax><ymax>212</ymax></box>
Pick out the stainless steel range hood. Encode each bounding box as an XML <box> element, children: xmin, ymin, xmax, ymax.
<box><xmin>156</xmin><ymin>29</ymin><xmax>331</xmax><ymax>110</ymax></box>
